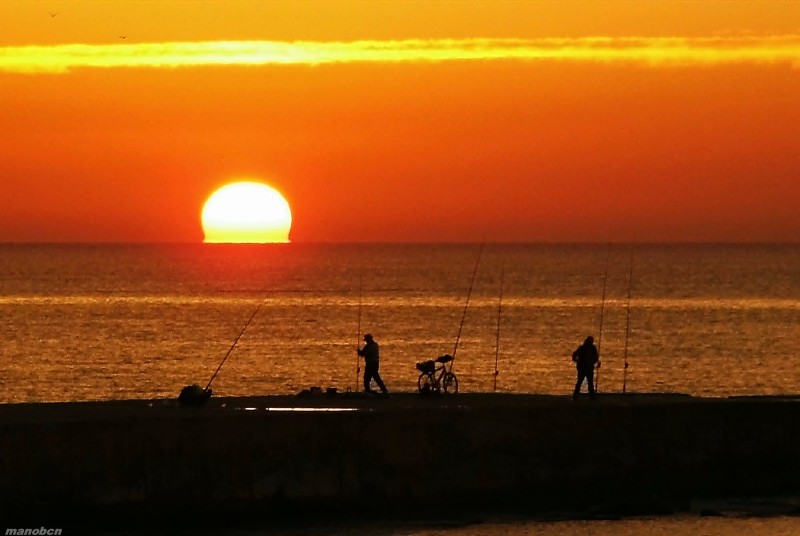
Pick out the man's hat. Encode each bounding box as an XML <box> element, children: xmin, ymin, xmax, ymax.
<box><xmin>364</xmin><ymin>333</ymin><xmax>373</xmax><ymax>341</ymax></box>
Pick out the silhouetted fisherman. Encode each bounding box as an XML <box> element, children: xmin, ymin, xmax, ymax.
<box><xmin>357</xmin><ymin>333</ymin><xmax>388</xmax><ymax>396</ymax></box>
<box><xmin>572</xmin><ymin>335</ymin><xmax>599</xmax><ymax>401</ymax></box>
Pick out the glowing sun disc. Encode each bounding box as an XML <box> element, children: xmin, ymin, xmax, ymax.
<box><xmin>202</xmin><ymin>181</ymin><xmax>292</xmax><ymax>243</ymax></box>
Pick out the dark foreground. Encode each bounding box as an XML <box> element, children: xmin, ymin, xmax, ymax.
<box><xmin>2</xmin><ymin>392</ymin><xmax>800</xmax><ymax>532</ymax></box>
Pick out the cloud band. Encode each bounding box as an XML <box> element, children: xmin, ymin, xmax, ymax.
<box><xmin>2</xmin><ymin>36</ymin><xmax>799</xmax><ymax>73</ymax></box>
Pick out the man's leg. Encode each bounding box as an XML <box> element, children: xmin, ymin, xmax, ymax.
<box><xmin>586</xmin><ymin>368</ymin><xmax>596</xmax><ymax>399</ymax></box>
<box><xmin>363</xmin><ymin>365</ymin><xmax>373</xmax><ymax>393</ymax></box>
<box><xmin>573</xmin><ymin>370</ymin><xmax>585</xmax><ymax>400</ymax></box>
<box><xmin>373</xmin><ymin>369</ymin><xmax>388</xmax><ymax>393</ymax></box>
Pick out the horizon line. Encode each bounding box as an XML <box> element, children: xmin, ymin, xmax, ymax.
<box><xmin>0</xmin><ymin>240</ymin><xmax>796</xmax><ymax>247</ymax></box>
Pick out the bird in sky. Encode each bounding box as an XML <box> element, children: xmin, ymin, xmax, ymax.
<box><xmin>48</xmin><ymin>11</ymin><xmax>59</xmax><ymax>18</ymax></box>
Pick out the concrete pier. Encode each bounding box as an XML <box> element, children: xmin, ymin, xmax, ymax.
<box><xmin>2</xmin><ymin>392</ymin><xmax>800</xmax><ymax>529</ymax></box>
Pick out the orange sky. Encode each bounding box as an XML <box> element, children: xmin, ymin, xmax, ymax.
<box><xmin>1</xmin><ymin>1</ymin><xmax>798</xmax><ymax>243</ymax></box>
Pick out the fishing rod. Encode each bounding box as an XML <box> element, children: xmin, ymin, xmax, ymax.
<box><xmin>205</xmin><ymin>299</ymin><xmax>266</xmax><ymax>392</ymax></box>
<box><xmin>493</xmin><ymin>265</ymin><xmax>504</xmax><ymax>392</ymax></box>
<box><xmin>355</xmin><ymin>274</ymin><xmax>363</xmax><ymax>391</ymax></box>
<box><xmin>180</xmin><ymin>297</ymin><xmax>267</xmax><ymax>406</ymax></box>
<box><xmin>595</xmin><ymin>245</ymin><xmax>610</xmax><ymax>392</ymax></box>
<box><xmin>451</xmin><ymin>242</ymin><xmax>484</xmax><ymax>369</ymax></box>
<box><xmin>622</xmin><ymin>249</ymin><xmax>634</xmax><ymax>394</ymax></box>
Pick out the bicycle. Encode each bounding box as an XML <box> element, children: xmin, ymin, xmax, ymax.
<box><xmin>416</xmin><ymin>354</ymin><xmax>459</xmax><ymax>394</ymax></box>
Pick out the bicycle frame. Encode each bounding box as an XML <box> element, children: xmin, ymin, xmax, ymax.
<box><xmin>430</xmin><ymin>362</ymin><xmax>447</xmax><ymax>387</ymax></box>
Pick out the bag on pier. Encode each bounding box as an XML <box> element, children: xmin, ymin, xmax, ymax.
<box><xmin>178</xmin><ymin>384</ymin><xmax>212</xmax><ymax>407</ymax></box>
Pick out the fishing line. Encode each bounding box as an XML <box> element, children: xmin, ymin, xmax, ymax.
<box><xmin>622</xmin><ymin>248</ymin><xmax>634</xmax><ymax>394</ymax></box>
<box><xmin>595</xmin><ymin>244</ymin><xmax>610</xmax><ymax>391</ymax></box>
<box><xmin>355</xmin><ymin>273</ymin><xmax>363</xmax><ymax>391</ymax></box>
<box><xmin>205</xmin><ymin>298</ymin><xmax>266</xmax><ymax>391</ymax></box>
<box><xmin>493</xmin><ymin>265</ymin><xmax>504</xmax><ymax>392</ymax></box>
<box><xmin>451</xmin><ymin>242</ymin><xmax>484</xmax><ymax>370</ymax></box>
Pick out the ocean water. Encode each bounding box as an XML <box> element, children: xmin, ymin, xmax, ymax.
<box><xmin>1</xmin><ymin>243</ymin><xmax>799</xmax><ymax>404</ymax></box>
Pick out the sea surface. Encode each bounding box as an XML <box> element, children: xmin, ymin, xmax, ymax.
<box><xmin>3</xmin><ymin>243</ymin><xmax>800</xmax><ymax>536</ymax></box>
<box><xmin>1</xmin><ymin>243</ymin><xmax>798</xmax><ymax>403</ymax></box>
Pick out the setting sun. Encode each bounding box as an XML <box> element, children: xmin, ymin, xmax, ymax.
<box><xmin>201</xmin><ymin>181</ymin><xmax>292</xmax><ymax>243</ymax></box>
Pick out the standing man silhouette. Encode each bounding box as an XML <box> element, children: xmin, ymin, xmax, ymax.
<box><xmin>572</xmin><ymin>335</ymin><xmax>599</xmax><ymax>400</ymax></box>
<box><xmin>357</xmin><ymin>333</ymin><xmax>388</xmax><ymax>396</ymax></box>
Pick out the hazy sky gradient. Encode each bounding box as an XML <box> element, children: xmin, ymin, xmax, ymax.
<box><xmin>1</xmin><ymin>1</ymin><xmax>798</xmax><ymax>242</ymax></box>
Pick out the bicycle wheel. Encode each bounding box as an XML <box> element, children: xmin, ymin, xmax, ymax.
<box><xmin>442</xmin><ymin>372</ymin><xmax>458</xmax><ymax>394</ymax></box>
<box><xmin>418</xmin><ymin>372</ymin><xmax>434</xmax><ymax>393</ymax></box>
